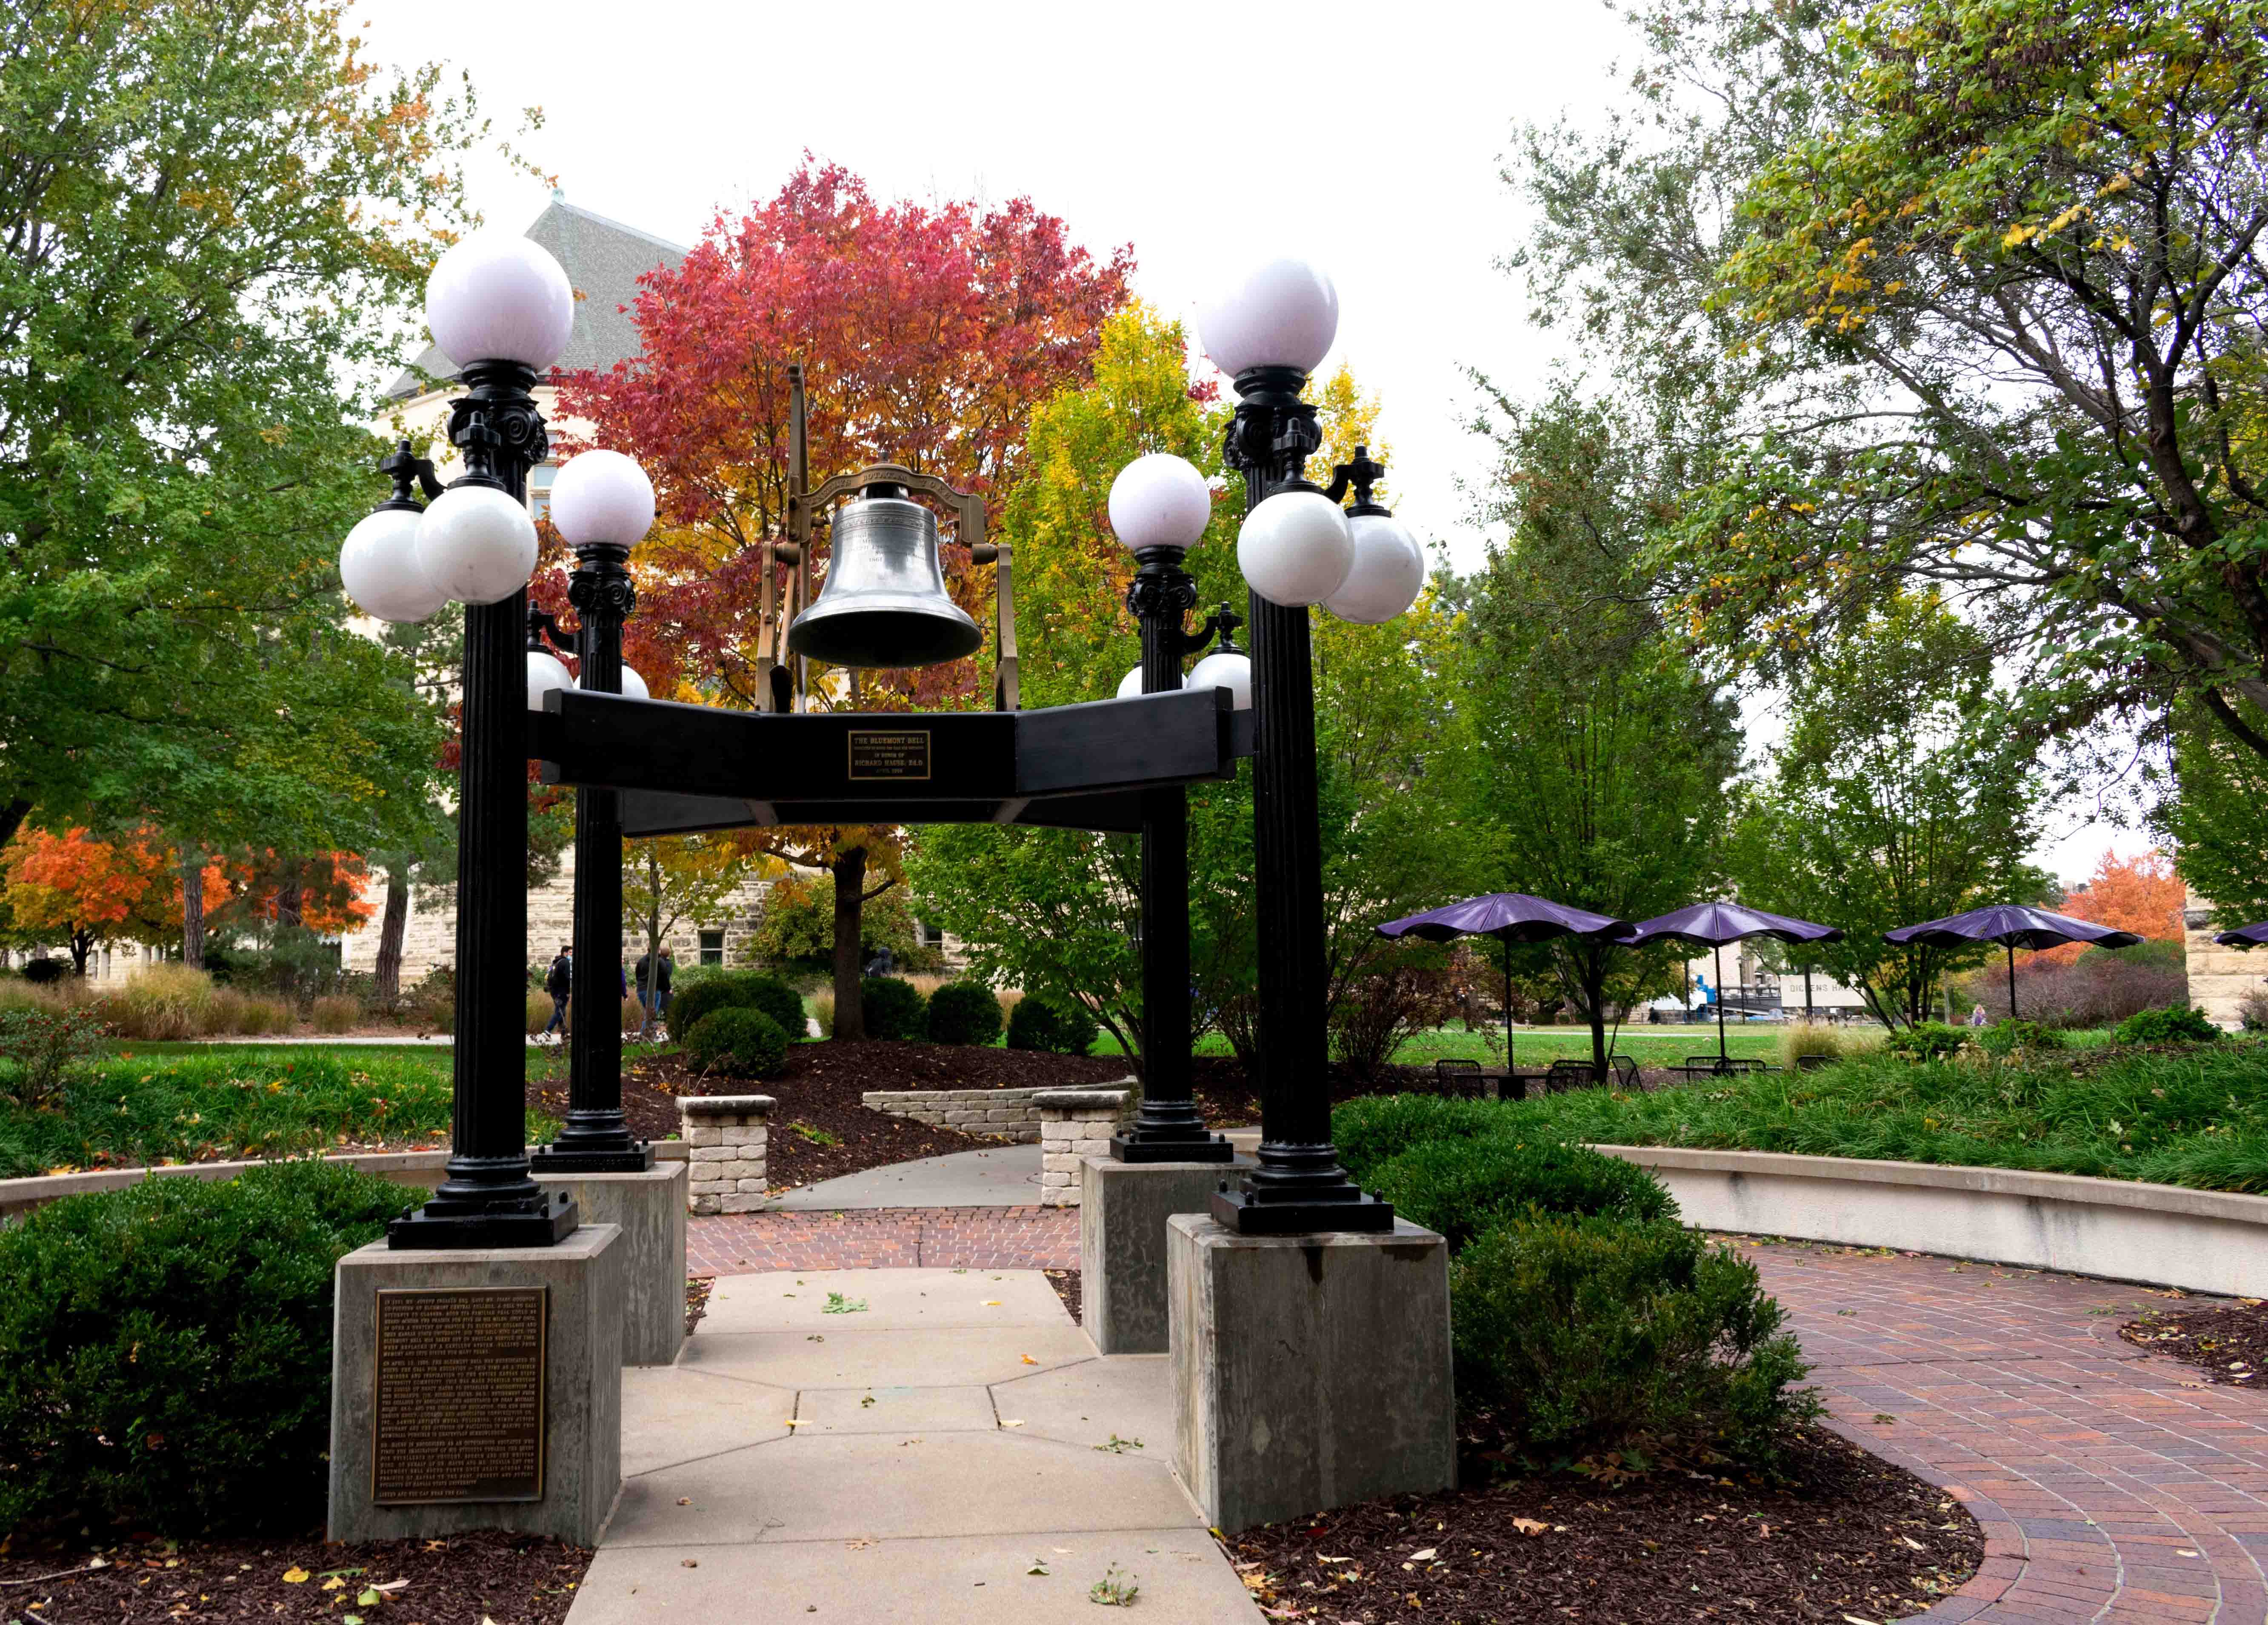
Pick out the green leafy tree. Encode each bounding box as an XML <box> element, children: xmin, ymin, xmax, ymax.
<box><xmin>1453</xmin><ymin>391</ymin><xmax>1741</xmax><ymax>1076</ymax></box>
<box><xmin>2154</xmin><ymin>702</ymin><xmax>2268</xmax><ymax>925</ymax></box>
<box><xmin>748</xmin><ymin>870</ymin><xmax>938</xmax><ymax>977</ymax></box>
<box><xmin>1727</xmin><ymin>591</ymin><xmax>2054</xmax><ymax>1027</ymax></box>
<box><xmin>1510</xmin><ymin>0</ymin><xmax>2268</xmax><ymax>773</ymax></box>
<box><xmin>0</xmin><ymin>3</ymin><xmax>499</xmax><ymax>874</ymax></box>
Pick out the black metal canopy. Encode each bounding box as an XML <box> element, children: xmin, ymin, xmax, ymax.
<box><xmin>529</xmin><ymin>685</ymin><xmax>1254</xmax><ymax>836</ymax></box>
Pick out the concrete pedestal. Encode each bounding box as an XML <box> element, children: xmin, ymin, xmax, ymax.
<box><xmin>1080</xmin><ymin>1156</ymin><xmax>1244</xmax><ymax>1354</ymax></box>
<box><xmin>328</xmin><ymin>1224</ymin><xmax>624</xmax><ymax>1546</ymax></box>
<box><xmin>537</xmin><ymin>1162</ymin><xmax>686</xmax><ymax>1366</ymax></box>
<box><xmin>1168</xmin><ymin>1214</ymin><xmax>1455</xmax><ymax>1533</ymax></box>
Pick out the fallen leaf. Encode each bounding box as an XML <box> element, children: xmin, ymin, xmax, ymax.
<box><xmin>1900</xmin><ymin>1536</ymin><xmax>1925</xmax><ymax>1551</ymax></box>
<box><xmin>1000</xmin><ymin>1419</ymin><xmax>1025</xmax><ymax>1428</ymax></box>
<box><xmin>282</xmin><ymin>1568</ymin><xmax>310</xmax><ymax>1584</ymax></box>
<box><xmin>1020</xmin><ymin>1355</ymin><xmax>1038</xmax><ymax>1365</ymax></box>
<box><xmin>357</xmin><ymin>1587</ymin><xmax>382</xmax><ymax>1605</ymax></box>
<box><xmin>983</xmin><ymin>1300</ymin><xmax>1003</xmax><ymax>1306</ymax></box>
<box><xmin>1512</xmin><ymin>1518</ymin><xmax>1549</xmax><ymax>1537</ymax></box>
<box><xmin>1408</xmin><ymin>1548</ymin><xmax>1437</xmax><ymax>1561</ymax></box>
<box><xmin>1844</xmin><ymin>1615</ymin><xmax>1881</xmax><ymax>1625</ymax></box>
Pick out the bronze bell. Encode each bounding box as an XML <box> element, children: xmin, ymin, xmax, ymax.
<box><xmin>788</xmin><ymin>483</ymin><xmax>982</xmax><ymax>668</ymax></box>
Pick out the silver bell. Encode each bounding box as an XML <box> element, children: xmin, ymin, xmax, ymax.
<box><xmin>788</xmin><ymin>483</ymin><xmax>982</xmax><ymax>669</ymax></box>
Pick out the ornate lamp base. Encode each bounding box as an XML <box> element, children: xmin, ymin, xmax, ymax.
<box><xmin>528</xmin><ymin>1141</ymin><xmax>656</xmax><ymax>1174</ymax></box>
<box><xmin>1209</xmin><ymin>1186</ymin><xmax>1395</xmax><ymax>1236</ymax></box>
<box><xmin>386</xmin><ymin>1190</ymin><xmax>581</xmax><ymax>1250</ymax></box>
<box><xmin>1109</xmin><ymin>1129</ymin><xmax>1237</xmax><ymax>1164</ymax></box>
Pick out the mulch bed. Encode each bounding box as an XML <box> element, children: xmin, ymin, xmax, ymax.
<box><xmin>0</xmin><ymin>1530</ymin><xmax>589</xmax><ymax>1624</ymax></box>
<box><xmin>2121</xmin><ymin>1298</ymin><xmax>2268</xmax><ymax>1385</ymax></box>
<box><xmin>1043</xmin><ymin>1266</ymin><xmax>1081</xmax><ymax>1325</ymax></box>
<box><xmin>1225</xmin><ymin>1423</ymin><xmax>1982</xmax><ymax>1623</ymax></box>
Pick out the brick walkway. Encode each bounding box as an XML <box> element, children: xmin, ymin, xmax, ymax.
<box><xmin>1742</xmin><ymin>1237</ymin><xmax>2268</xmax><ymax>1624</ymax></box>
<box><xmin>680</xmin><ymin>1211</ymin><xmax>2268</xmax><ymax>1622</ymax></box>
<box><xmin>684</xmin><ymin>1204</ymin><xmax>1076</xmax><ymax>1277</ymax></box>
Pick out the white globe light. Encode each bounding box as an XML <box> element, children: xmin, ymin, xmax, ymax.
<box><xmin>1325</xmin><ymin>512</ymin><xmax>1427</xmax><ymax>624</ymax></box>
<box><xmin>1117</xmin><ymin>664</ymin><xmax>1146</xmax><ymax>699</ymax></box>
<box><xmin>339</xmin><ymin>507</ymin><xmax>447</xmax><ymax>623</ymax></box>
<box><xmin>551</xmin><ymin>450</ymin><xmax>656</xmax><ymax>546</ymax></box>
<box><xmin>1197</xmin><ymin>257</ymin><xmax>1340</xmax><ymax>378</ymax></box>
<box><xmin>413</xmin><ymin>483</ymin><xmax>539</xmax><ymax>605</ymax></box>
<box><xmin>1237</xmin><ymin>488</ymin><xmax>1353</xmax><ymax>607</ymax></box>
<box><xmin>617</xmin><ymin>663</ymin><xmax>650</xmax><ymax>701</ymax></box>
<box><xmin>1187</xmin><ymin>650</ymin><xmax>1253</xmax><ymax>710</ymax></box>
<box><xmin>527</xmin><ymin>649</ymin><xmax>574</xmax><ymax>711</ymax></box>
<box><xmin>425</xmin><ymin>230</ymin><xmax>576</xmax><ymax>372</ymax></box>
<box><xmin>1108</xmin><ymin>453</ymin><xmax>1211</xmax><ymax>553</ymax></box>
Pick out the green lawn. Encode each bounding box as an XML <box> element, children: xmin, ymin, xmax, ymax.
<box><xmin>1435</xmin><ymin>1039</ymin><xmax>2268</xmax><ymax>1194</ymax></box>
<box><xmin>1091</xmin><ymin>1022</ymin><xmax>1797</xmax><ymax>1065</ymax></box>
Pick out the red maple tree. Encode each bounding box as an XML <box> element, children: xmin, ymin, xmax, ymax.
<box><xmin>0</xmin><ymin>828</ymin><xmax>230</xmax><ymax>974</ymax></box>
<box><xmin>2048</xmin><ymin>848</ymin><xmax>2188</xmax><ymax>960</ymax></box>
<box><xmin>551</xmin><ymin>160</ymin><xmax>1131</xmax><ymax>1033</ymax></box>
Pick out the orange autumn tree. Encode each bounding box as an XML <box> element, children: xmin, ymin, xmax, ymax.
<box><xmin>554</xmin><ymin>160</ymin><xmax>1131</xmax><ymax>1036</ymax></box>
<box><xmin>2047</xmin><ymin>850</ymin><xmax>2188</xmax><ymax>962</ymax></box>
<box><xmin>0</xmin><ymin>828</ymin><xmax>229</xmax><ymax>975</ymax></box>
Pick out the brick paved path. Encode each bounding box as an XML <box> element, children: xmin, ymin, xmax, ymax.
<box><xmin>1742</xmin><ymin>1237</ymin><xmax>2268</xmax><ymax>1624</ymax></box>
<box><xmin>684</xmin><ymin>1204</ymin><xmax>1076</xmax><ymax>1277</ymax></box>
<box><xmin>682</xmin><ymin>1211</ymin><xmax>2268</xmax><ymax>1622</ymax></box>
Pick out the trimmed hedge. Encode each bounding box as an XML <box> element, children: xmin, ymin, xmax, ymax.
<box><xmin>1332</xmin><ymin>1093</ymin><xmax>1517</xmax><ymax>1186</ymax></box>
<box><xmin>927</xmin><ymin>980</ymin><xmax>1004</xmax><ymax>1046</ymax></box>
<box><xmin>1450</xmin><ymin>1214</ymin><xmax>1818</xmax><ymax>1462</ymax></box>
<box><xmin>666</xmin><ymin>970</ymin><xmax>804</xmax><ymax>1046</ymax></box>
<box><xmin>0</xmin><ymin>1160</ymin><xmax>407</xmax><ymax>1535</ymax></box>
<box><xmin>1006</xmin><ymin>993</ymin><xmax>1097</xmax><ymax>1055</ymax></box>
<box><xmin>1368</xmin><ymin>1134</ymin><xmax>1676</xmax><ymax>1252</ymax></box>
<box><xmin>860</xmin><ymin>976</ymin><xmax>928</xmax><ymax>1041</ymax></box>
<box><xmin>685</xmin><ymin>1007</ymin><xmax>790</xmax><ymax>1078</ymax></box>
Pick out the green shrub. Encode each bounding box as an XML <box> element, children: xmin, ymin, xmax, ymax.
<box><xmin>926</xmin><ymin>980</ymin><xmax>1004</xmax><ymax>1046</ymax></box>
<box><xmin>739</xmin><ymin>974</ymin><xmax>808</xmax><ymax>1040</ymax></box>
<box><xmin>20</xmin><ymin>957</ymin><xmax>66</xmax><ymax>985</ymax></box>
<box><xmin>1370</xmin><ymin>1134</ymin><xmax>1676</xmax><ymax>1252</ymax></box>
<box><xmin>2114</xmin><ymin>1004</ymin><xmax>2222</xmax><ymax>1045</ymax></box>
<box><xmin>1005</xmin><ymin>992</ymin><xmax>1097</xmax><ymax>1055</ymax></box>
<box><xmin>1977</xmin><ymin>1018</ymin><xmax>2066</xmax><ymax>1057</ymax></box>
<box><xmin>860</xmin><ymin>975</ymin><xmax>928</xmax><ymax>1041</ymax></box>
<box><xmin>684</xmin><ymin>1006</ymin><xmax>790</xmax><ymax>1077</ymax></box>
<box><xmin>0</xmin><ymin>1005</ymin><xmax>110</xmax><ymax>1110</ymax></box>
<box><xmin>665</xmin><ymin>969</ymin><xmax>805</xmax><ymax>1045</ymax></box>
<box><xmin>0</xmin><ymin>1161</ymin><xmax>408</xmax><ymax>1535</ymax></box>
<box><xmin>1331</xmin><ymin>1093</ymin><xmax>1515</xmax><ymax>1186</ymax></box>
<box><xmin>1883</xmin><ymin>1021</ymin><xmax>1968</xmax><ymax>1061</ymax></box>
<box><xmin>1450</xmin><ymin>1214</ymin><xmax>1818</xmax><ymax>1462</ymax></box>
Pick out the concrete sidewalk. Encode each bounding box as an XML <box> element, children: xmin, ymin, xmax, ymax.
<box><xmin>571</xmin><ymin>1268</ymin><xmax>1260</xmax><ymax>1623</ymax></box>
<box><xmin>768</xmin><ymin>1144</ymin><xmax>1045</xmax><ymax>1210</ymax></box>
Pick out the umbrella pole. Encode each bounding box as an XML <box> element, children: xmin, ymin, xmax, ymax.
<box><xmin>2007</xmin><ymin>943</ymin><xmax>2017</xmax><ymax>1022</ymax></box>
<box><xmin>1502</xmin><ymin>940</ymin><xmax>1514</xmax><ymax>1073</ymax></box>
<box><xmin>1714</xmin><ymin>942</ymin><xmax>1727</xmax><ymax>1062</ymax></box>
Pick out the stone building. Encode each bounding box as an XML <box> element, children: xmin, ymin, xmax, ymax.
<box><xmin>2183</xmin><ymin>885</ymin><xmax>2265</xmax><ymax>1031</ymax></box>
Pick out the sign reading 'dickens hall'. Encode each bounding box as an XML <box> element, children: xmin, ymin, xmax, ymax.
<box><xmin>372</xmin><ymin>1286</ymin><xmax>547</xmax><ymax>1505</ymax></box>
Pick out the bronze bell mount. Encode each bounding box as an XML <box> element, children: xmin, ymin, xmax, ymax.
<box><xmin>754</xmin><ymin>363</ymin><xmax>1019</xmax><ymax>714</ymax></box>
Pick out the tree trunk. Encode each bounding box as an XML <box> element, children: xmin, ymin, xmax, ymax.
<box><xmin>642</xmin><ymin>850</ymin><xmax>664</xmax><ymax>1040</ymax></box>
<box><xmin>180</xmin><ymin>849</ymin><xmax>205</xmax><ymax>970</ymax></box>
<box><xmin>69</xmin><ymin>925</ymin><xmax>93</xmax><ymax>976</ymax></box>
<box><xmin>1583</xmin><ymin>948</ymin><xmax>1610</xmax><ymax>1081</ymax></box>
<box><xmin>831</xmin><ymin>845</ymin><xmax>867</xmax><ymax>1041</ymax></box>
<box><xmin>374</xmin><ymin>865</ymin><xmax>408</xmax><ymax>1010</ymax></box>
<box><xmin>274</xmin><ymin>860</ymin><xmax>303</xmax><ymax>930</ymax></box>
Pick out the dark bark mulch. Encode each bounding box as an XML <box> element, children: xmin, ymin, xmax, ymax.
<box><xmin>685</xmin><ymin>1274</ymin><xmax>713</xmax><ymax>1337</ymax></box>
<box><xmin>0</xmin><ymin>1529</ymin><xmax>589</xmax><ymax>1624</ymax></box>
<box><xmin>1225</xmin><ymin>1424</ymin><xmax>1981</xmax><ymax>1623</ymax></box>
<box><xmin>1044</xmin><ymin>1267</ymin><xmax>1081</xmax><ymax>1325</ymax></box>
<box><xmin>2121</xmin><ymin>1299</ymin><xmax>2268</xmax><ymax>1385</ymax></box>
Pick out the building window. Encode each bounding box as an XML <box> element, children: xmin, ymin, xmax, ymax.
<box><xmin>916</xmin><ymin>919</ymin><xmax>944</xmax><ymax>948</ymax></box>
<box><xmin>698</xmin><ymin>929</ymin><xmax>725</xmax><ymax>966</ymax></box>
<box><xmin>528</xmin><ymin>462</ymin><xmax>560</xmax><ymax>521</ymax></box>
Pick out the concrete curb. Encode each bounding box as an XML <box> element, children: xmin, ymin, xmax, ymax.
<box><xmin>1594</xmin><ymin>1142</ymin><xmax>2268</xmax><ymax>1297</ymax></box>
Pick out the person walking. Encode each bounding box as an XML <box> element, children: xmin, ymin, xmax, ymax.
<box><xmin>542</xmin><ymin>944</ymin><xmax>573</xmax><ymax>1040</ymax></box>
<box><xmin>654</xmin><ymin>947</ymin><xmax>674</xmax><ymax>1021</ymax></box>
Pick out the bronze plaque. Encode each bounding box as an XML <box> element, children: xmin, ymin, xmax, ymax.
<box><xmin>847</xmin><ymin>729</ymin><xmax>931</xmax><ymax>780</ymax></box>
<box><xmin>372</xmin><ymin>1286</ymin><xmax>546</xmax><ymax>1505</ymax></box>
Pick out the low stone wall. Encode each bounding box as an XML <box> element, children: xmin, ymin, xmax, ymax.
<box><xmin>1598</xmin><ymin>1143</ymin><xmax>2268</xmax><ymax>1299</ymax></box>
<box><xmin>680</xmin><ymin>1095</ymin><xmax>772</xmax><ymax>1215</ymax></box>
<box><xmin>860</xmin><ymin>1079</ymin><xmax>1134</xmax><ymax>1145</ymax></box>
<box><xmin>1036</xmin><ymin>1089</ymin><xmax>1131</xmax><ymax>1206</ymax></box>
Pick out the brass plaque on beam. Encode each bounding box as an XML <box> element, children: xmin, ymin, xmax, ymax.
<box><xmin>372</xmin><ymin>1286</ymin><xmax>547</xmax><ymax>1505</ymax></box>
<box><xmin>846</xmin><ymin>729</ymin><xmax>931</xmax><ymax>780</ymax></box>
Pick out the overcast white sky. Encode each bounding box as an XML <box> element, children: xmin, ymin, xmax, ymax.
<box><xmin>355</xmin><ymin>0</ymin><xmax>2144</xmax><ymax>884</ymax></box>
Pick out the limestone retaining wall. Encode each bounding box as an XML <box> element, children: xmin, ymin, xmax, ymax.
<box><xmin>860</xmin><ymin>1079</ymin><xmax>1134</xmax><ymax>1145</ymax></box>
<box><xmin>1035</xmin><ymin>1089</ymin><xmax>1131</xmax><ymax>1206</ymax></box>
<box><xmin>679</xmin><ymin>1095</ymin><xmax>771</xmax><ymax>1215</ymax></box>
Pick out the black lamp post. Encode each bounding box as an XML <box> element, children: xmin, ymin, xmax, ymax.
<box><xmin>1177</xmin><ymin>260</ymin><xmax>1428</xmax><ymax>1235</ymax></box>
<box><xmin>530</xmin><ymin>451</ymin><xmax>657</xmax><ymax>1175</ymax></box>
<box><xmin>1111</xmin><ymin>540</ymin><xmax>1237</xmax><ymax>1164</ymax></box>
<box><xmin>337</xmin><ymin>232</ymin><xmax>588</xmax><ymax>1247</ymax></box>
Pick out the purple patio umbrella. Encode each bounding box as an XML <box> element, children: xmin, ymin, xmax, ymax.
<box><xmin>1884</xmin><ymin>905</ymin><xmax>2142</xmax><ymax>1020</ymax></box>
<box><xmin>1378</xmin><ymin>893</ymin><xmax>1632</xmax><ymax>1070</ymax></box>
<box><xmin>2216</xmin><ymin>921</ymin><xmax>2268</xmax><ymax>950</ymax></box>
<box><xmin>1618</xmin><ymin>902</ymin><xmax>1846</xmax><ymax>1061</ymax></box>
